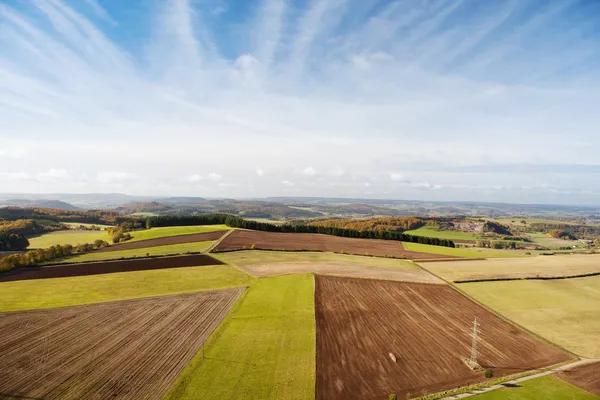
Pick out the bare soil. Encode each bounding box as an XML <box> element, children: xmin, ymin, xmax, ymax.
<box><xmin>0</xmin><ymin>254</ymin><xmax>223</xmax><ymax>282</ymax></box>
<box><xmin>0</xmin><ymin>288</ymin><xmax>244</xmax><ymax>400</ymax></box>
<box><xmin>96</xmin><ymin>230</ymin><xmax>228</xmax><ymax>253</ymax></box>
<box><xmin>557</xmin><ymin>361</ymin><xmax>600</xmax><ymax>395</ymax></box>
<box><xmin>214</xmin><ymin>230</ymin><xmax>457</xmax><ymax>260</ymax></box>
<box><xmin>237</xmin><ymin>262</ymin><xmax>444</xmax><ymax>284</ymax></box>
<box><xmin>315</xmin><ymin>275</ymin><xmax>572</xmax><ymax>400</ymax></box>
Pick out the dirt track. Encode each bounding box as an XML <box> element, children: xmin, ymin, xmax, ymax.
<box><xmin>557</xmin><ymin>361</ymin><xmax>600</xmax><ymax>396</ymax></box>
<box><xmin>237</xmin><ymin>262</ymin><xmax>444</xmax><ymax>284</ymax></box>
<box><xmin>96</xmin><ymin>230</ymin><xmax>228</xmax><ymax>253</ymax></box>
<box><xmin>214</xmin><ymin>230</ymin><xmax>457</xmax><ymax>260</ymax></box>
<box><xmin>0</xmin><ymin>254</ymin><xmax>223</xmax><ymax>282</ymax></box>
<box><xmin>0</xmin><ymin>288</ymin><xmax>244</xmax><ymax>400</ymax></box>
<box><xmin>315</xmin><ymin>275</ymin><xmax>571</xmax><ymax>400</ymax></box>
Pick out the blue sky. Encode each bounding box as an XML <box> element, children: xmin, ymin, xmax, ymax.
<box><xmin>1</xmin><ymin>0</ymin><xmax>599</xmax><ymax>205</ymax></box>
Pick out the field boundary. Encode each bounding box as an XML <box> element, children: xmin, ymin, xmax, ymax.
<box><xmin>455</xmin><ymin>270</ymin><xmax>600</xmax><ymax>283</ymax></box>
<box><xmin>206</xmin><ymin>229</ymin><xmax>234</xmax><ymax>253</ymax></box>
<box><xmin>415</xmin><ymin>262</ymin><xmax>582</xmax><ymax>359</ymax></box>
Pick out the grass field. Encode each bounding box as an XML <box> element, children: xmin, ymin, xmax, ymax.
<box><xmin>404</xmin><ymin>226</ymin><xmax>480</xmax><ymax>240</ymax></box>
<box><xmin>470</xmin><ymin>375</ymin><xmax>599</xmax><ymax>399</ymax></box>
<box><xmin>129</xmin><ymin>225</ymin><xmax>229</xmax><ymax>242</ymax></box>
<box><xmin>403</xmin><ymin>242</ymin><xmax>524</xmax><ymax>258</ymax></box>
<box><xmin>165</xmin><ymin>274</ymin><xmax>315</xmax><ymax>400</ymax></box>
<box><xmin>0</xmin><ymin>265</ymin><xmax>254</xmax><ymax>311</ymax></box>
<box><xmin>63</xmin><ymin>222</ymin><xmax>112</xmax><ymax>229</ymax></box>
<box><xmin>421</xmin><ymin>254</ymin><xmax>600</xmax><ymax>282</ymax></box>
<box><xmin>459</xmin><ymin>275</ymin><xmax>600</xmax><ymax>358</ymax></box>
<box><xmin>528</xmin><ymin>233</ymin><xmax>584</xmax><ymax>249</ymax></box>
<box><xmin>27</xmin><ymin>230</ymin><xmax>111</xmax><ymax>248</ymax></box>
<box><xmin>215</xmin><ymin>250</ymin><xmax>418</xmax><ymax>269</ymax></box>
<box><xmin>58</xmin><ymin>241</ymin><xmax>213</xmax><ymax>264</ymax></box>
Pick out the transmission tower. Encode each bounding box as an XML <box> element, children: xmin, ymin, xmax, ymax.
<box><xmin>468</xmin><ymin>318</ymin><xmax>480</xmax><ymax>369</ymax></box>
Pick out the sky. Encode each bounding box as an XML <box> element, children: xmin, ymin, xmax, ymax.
<box><xmin>1</xmin><ymin>0</ymin><xmax>599</xmax><ymax>205</ymax></box>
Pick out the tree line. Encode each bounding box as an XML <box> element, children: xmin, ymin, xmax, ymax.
<box><xmin>145</xmin><ymin>214</ymin><xmax>456</xmax><ymax>247</ymax></box>
<box><xmin>0</xmin><ymin>232</ymin><xmax>30</xmax><ymax>251</ymax></box>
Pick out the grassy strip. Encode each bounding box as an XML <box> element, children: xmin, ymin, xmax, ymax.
<box><xmin>404</xmin><ymin>226</ymin><xmax>480</xmax><ymax>240</ymax></box>
<box><xmin>0</xmin><ymin>265</ymin><xmax>254</xmax><ymax>312</ymax></box>
<box><xmin>164</xmin><ymin>274</ymin><xmax>316</xmax><ymax>400</ymax></box>
<box><xmin>56</xmin><ymin>242</ymin><xmax>213</xmax><ymax>264</ymax></box>
<box><xmin>128</xmin><ymin>225</ymin><xmax>230</xmax><ymax>242</ymax></box>
<box><xmin>465</xmin><ymin>375</ymin><xmax>599</xmax><ymax>399</ymax></box>
<box><xmin>404</xmin><ymin>242</ymin><xmax>525</xmax><ymax>258</ymax></box>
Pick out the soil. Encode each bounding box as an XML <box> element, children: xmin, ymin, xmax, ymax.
<box><xmin>557</xmin><ymin>361</ymin><xmax>600</xmax><ymax>396</ymax></box>
<box><xmin>315</xmin><ymin>275</ymin><xmax>572</xmax><ymax>400</ymax></box>
<box><xmin>214</xmin><ymin>230</ymin><xmax>457</xmax><ymax>260</ymax></box>
<box><xmin>0</xmin><ymin>254</ymin><xmax>224</xmax><ymax>282</ymax></box>
<box><xmin>96</xmin><ymin>230</ymin><xmax>228</xmax><ymax>253</ymax></box>
<box><xmin>237</xmin><ymin>262</ymin><xmax>444</xmax><ymax>284</ymax></box>
<box><xmin>0</xmin><ymin>288</ymin><xmax>245</xmax><ymax>400</ymax></box>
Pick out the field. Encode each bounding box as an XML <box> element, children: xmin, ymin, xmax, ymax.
<box><xmin>403</xmin><ymin>242</ymin><xmax>524</xmax><ymax>258</ymax></box>
<box><xmin>0</xmin><ymin>254</ymin><xmax>224</xmax><ymax>282</ymax></box>
<box><xmin>404</xmin><ymin>225</ymin><xmax>480</xmax><ymax>240</ymax></box>
<box><xmin>27</xmin><ymin>230</ymin><xmax>110</xmax><ymax>248</ymax></box>
<box><xmin>214</xmin><ymin>230</ymin><xmax>455</xmax><ymax>260</ymax></box>
<box><xmin>165</xmin><ymin>274</ymin><xmax>315</xmax><ymax>400</ymax></box>
<box><xmin>459</xmin><ymin>275</ymin><xmax>600</xmax><ymax>357</ymax></box>
<box><xmin>315</xmin><ymin>275</ymin><xmax>571</xmax><ymax>400</ymax></box>
<box><xmin>61</xmin><ymin>241</ymin><xmax>214</xmax><ymax>263</ymax></box>
<box><xmin>528</xmin><ymin>233</ymin><xmax>584</xmax><ymax>248</ymax></box>
<box><xmin>0</xmin><ymin>289</ymin><xmax>244</xmax><ymax>400</ymax></box>
<box><xmin>63</xmin><ymin>222</ymin><xmax>112</xmax><ymax>229</ymax></box>
<box><xmin>421</xmin><ymin>254</ymin><xmax>600</xmax><ymax>282</ymax></box>
<box><xmin>470</xmin><ymin>375</ymin><xmax>599</xmax><ymax>399</ymax></box>
<box><xmin>98</xmin><ymin>230</ymin><xmax>227</xmax><ymax>252</ymax></box>
<box><xmin>557</xmin><ymin>361</ymin><xmax>600</xmax><ymax>396</ymax></box>
<box><xmin>0</xmin><ymin>265</ymin><xmax>253</xmax><ymax>311</ymax></box>
<box><xmin>128</xmin><ymin>225</ymin><xmax>229</xmax><ymax>242</ymax></box>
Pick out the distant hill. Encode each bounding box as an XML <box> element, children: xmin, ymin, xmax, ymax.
<box><xmin>0</xmin><ymin>199</ymin><xmax>79</xmax><ymax>210</ymax></box>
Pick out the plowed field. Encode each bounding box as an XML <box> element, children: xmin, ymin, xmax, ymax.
<box><xmin>96</xmin><ymin>230</ymin><xmax>228</xmax><ymax>253</ymax></box>
<box><xmin>237</xmin><ymin>262</ymin><xmax>444</xmax><ymax>284</ymax></box>
<box><xmin>315</xmin><ymin>275</ymin><xmax>571</xmax><ymax>400</ymax></box>
<box><xmin>0</xmin><ymin>288</ymin><xmax>244</xmax><ymax>400</ymax></box>
<box><xmin>0</xmin><ymin>254</ymin><xmax>223</xmax><ymax>282</ymax></box>
<box><xmin>214</xmin><ymin>230</ymin><xmax>456</xmax><ymax>260</ymax></box>
<box><xmin>558</xmin><ymin>361</ymin><xmax>600</xmax><ymax>396</ymax></box>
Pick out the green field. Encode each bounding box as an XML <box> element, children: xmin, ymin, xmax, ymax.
<box><xmin>27</xmin><ymin>230</ymin><xmax>111</xmax><ymax>248</ymax></box>
<box><xmin>129</xmin><ymin>225</ymin><xmax>229</xmax><ymax>242</ymax></box>
<box><xmin>459</xmin><ymin>275</ymin><xmax>600</xmax><ymax>357</ymax></box>
<box><xmin>470</xmin><ymin>375</ymin><xmax>598</xmax><ymax>399</ymax></box>
<box><xmin>404</xmin><ymin>226</ymin><xmax>480</xmax><ymax>240</ymax></box>
<box><xmin>215</xmin><ymin>250</ymin><xmax>418</xmax><ymax>269</ymax></box>
<box><xmin>0</xmin><ymin>265</ymin><xmax>254</xmax><ymax>312</ymax></box>
<box><xmin>63</xmin><ymin>222</ymin><xmax>112</xmax><ymax>229</ymax></box>
<box><xmin>165</xmin><ymin>274</ymin><xmax>315</xmax><ymax>400</ymax></box>
<box><xmin>404</xmin><ymin>242</ymin><xmax>525</xmax><ymax>258</ymax></box>
<box><xmin>58</xmin><ymin>241</ymin><xmax>214</xmax><ymax>264</ymax></box>
<box><xmin>528</xmin><ymin>233</ymin><xmax>584</xmax><ymax>249</ymax></box>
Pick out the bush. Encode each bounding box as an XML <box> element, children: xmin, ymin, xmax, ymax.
<box><xmin>484</xmin><ymin>369</ymin><xmax>493</xmax><ymax>378</ymax></box>
<box><xmin>93</xmin><ymin>239</ymin><xmax>109</xmax><ymax>249</ymax></box>
<box><xmin>389</xmin><ymin>395</ymin><xmax>397</xmax><ymax>400</ymax></box>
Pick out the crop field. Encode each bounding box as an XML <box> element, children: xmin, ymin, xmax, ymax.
<box><xmin>98</xmin><ymin>230</ymin><xmax>227</xmax><ymax>252</ymax></box>
<box><xmin>557</xmin><ymin>361</ymin><xmax>600</xmax><ymax>396</ymax></box>
<box><xmin>214</xmin><ymin>230</ymin><xmax>455</xmax><ymax>260</ymax></box>
<box><xmin>27</xmin><ymin>230</ymin><xmax>110</xmax><ymax>248</ymax></box>
<box><xmin>422</xmin><ymin>254</ymin><xmax>600</xmax><ymax>282</ymax></box>
<box><xmin>404</xmin><ymin>242</ymin><xmax>526</xmax><ymax>258</ymax></box>
<box><xmin>128</xmin><ymin>225</ymin><xmax>229</xmax><ymax>242</ymax></box>
<box><xmin>470</xmin><ymin>375</ymin><xmax>599</xmax><ymax>400</ymax></box>
<box><xmin>1</xmin><ymin>254</ymin><xmax>224</xmax><ymax>282</ymax></box>
<box><xmin>459</xmin><ymin>275</ymin><xmax>600</xmax><ymax>357</ymax></box>
<box><xmin>315</xmin><ymin>275</ymin><xmax>571</xmax><ymax>400</ymax></box>
<box><xmin>0</xmin><ymin>289</ymin><xmax>244</xmax><ymax>400</ymax></box>
<box><xmin>0</xmin><ymin>265</ymin><xmax>254</xmax><ymax>312</ymax></box>
<box><xmin>60</xmin><ymin>241</ymin><xmax>214</xmax><ymax>263</ymax></box>
<box><xmin>165</xmin><ymin>274</ymin><xmax>315</xmax><ymax>400</ymax></box>
<box><xmin>404</xmin><ymin>225</ymin><xmax>480</xmax><ymax>240</ymax></box>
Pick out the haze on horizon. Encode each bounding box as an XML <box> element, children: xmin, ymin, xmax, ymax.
<box><xmin>1</xmin><ymin>0</ymin><xmax>599</xmax><ymax>205</ymax></box>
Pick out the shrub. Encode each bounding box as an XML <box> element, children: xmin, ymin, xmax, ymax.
<box><xmin>484</xmin><ymin>369</ymin><xmax>493</xmax><ymax>378</ymax></box>
<box><xmin>389</xmin><ymin>395</ymin><xmax>397</xmax><ymax>400</ymax></box>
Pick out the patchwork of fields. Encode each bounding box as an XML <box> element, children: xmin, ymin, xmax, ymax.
<box><xmin>2</xmin><ymin>224</ymin><xmax>599</xmax><ymax>399</ymax></box>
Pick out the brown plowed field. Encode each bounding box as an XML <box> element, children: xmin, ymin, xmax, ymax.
<box><xmin>95</xmin><ymin>230</ymin><xmax>228</xmax><ymax>253</ymax></box>
<box><xmin>557</xmin><ymin>361</ymin><xmax>600</xmax><ymax>395</ymax></box>
<box><xmin>237</xmin><ymin>262</ymin><xmax>444</xmax><ymax>284</ymax></box>
<box><xmin>0</xmin><ymin>254</ymin><xmax>223</xmax><ymax>282</ymax></box>
<box><xmin>214</xmin><ymin>230</ymin><xmax>456</xmax><ymax>260</ymax></box>
<box><xmin>315</xmin><ymin>275</ymin><xmax>571</xmax><ymax>400</ymax></box>
<box><xmin>0</xmin><ymin>288</ymin><xmax>244</xmax><ymax>400</ymax></box>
